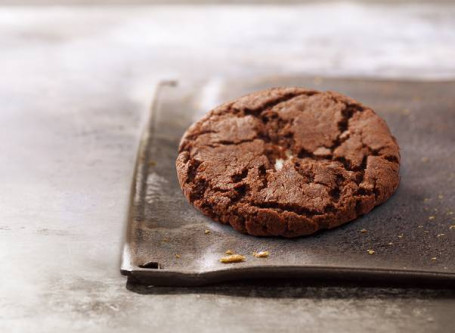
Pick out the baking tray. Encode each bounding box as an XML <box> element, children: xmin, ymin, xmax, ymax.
<box><xmin>121</xmin><ymin>77</ymin><xmax>455</xmax><ymax>287</ymax></box>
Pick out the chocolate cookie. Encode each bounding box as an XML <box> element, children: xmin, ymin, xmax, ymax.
<box><xmin>176</xmin><ymin>88</ymin><xmax>400</xmax><ymax>237</ymax></box>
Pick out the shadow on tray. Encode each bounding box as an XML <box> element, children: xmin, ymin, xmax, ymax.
<box><xmin>126</xmin><ymin>278</ymin><xmax>455</xmax><ymax>299</ymax></box>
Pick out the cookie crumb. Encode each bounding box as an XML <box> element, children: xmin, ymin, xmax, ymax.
<box><xmin>437</xmin><ymin>233</ymin><xmax>445</xmax><ymax>238</ymax></box>
<box><xmin>428</xmin><ymin>216</ymin><xmax>435</xmax><ymax>220</ymax></box>
<box><xmin>148</xmin><ymin>160</ymin><xmax>157</xmax><ymax>167</ymax></box>
<box><xmin>220</xmin><ymin>254</ymin><xmax>245</xmax><ymax>263</ymax></box>
<box><xmin>175</xmin><ymin>254</ymin><xmax>181</xmax><ymax>259</ymax></box>
<box><xmin>388</xmin><ymin>242</ymin><xmax>393</xmax><ymax>246</ymax></box>
<box><xmin>431</xmin><ymin>257</ymin><xmax>437</xmax><ymax>261</ymax></box>
<box><xmin>450</xmin><ymin>225</ymin><xmax>455</xmax><ymax>230</ymax></box>
<box><xmin>438</xmin><ymin>194</ymin><xmax>444</xmax><ymax>199</ymax></box>
<box><xmin>398</xmin><ymin>234</ymin><xmax>403</xmax><ymax>238</ymax></box>
<box><xmin>225</xmin><ymin>250</ymin><xmax>234</xmax><ymax>255</ymax></box>
<box><xmin>253</xmin><ymin>251</ymin><xmax>270</xmax><ymax>258</ymax></box>
<box><xmin>360</xmin><ymin>229</ymin><xmax>368</xmax><ymax>233</ymax></box>
<box><xmin>421</xmin><ymin>157</ymin><xmax>429</xmax><ymax>163</ymax></box>
<box><xmin>367</xmin><ymin>249</ymin><xmax>375</xmax><ymax>255</ymax></box>
<box><xmin>417</xmin><ymin>225</ymin><xmax>424</xmax><ymax>228</ymax></box>
<box><xmin>162</xmin><ymin>238</ymin><xmax>169</xmax><ymax>243</ymax></box>
<box><xmin>204</xmin><ymin>229</ymin><xmax>211</xmax><ymax>234</ymax></box>
<box><xmin>447</xmin><ymin>211</ymin><xmax>454</xmax><ymax>216</ymax></box>
<box><xmin>423</xmin><ymin>198</ymin><xmax>430</xmax><ymax>203</ymax></box>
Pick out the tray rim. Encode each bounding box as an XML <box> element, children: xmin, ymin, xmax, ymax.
<box><xmin>123</xmin><ymin>262</ymin><xmax>455</xmax><ymax>287</ymax></box>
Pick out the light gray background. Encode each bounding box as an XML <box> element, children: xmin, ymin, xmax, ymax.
<box><xmin>1</xmin><ymin>2</ymin><xmax>455</xmax><ymax>332</ymax></box>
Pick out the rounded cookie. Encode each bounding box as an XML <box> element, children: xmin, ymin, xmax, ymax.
<box><xmin>176</xmin><ymin>87</ymin><xmax>400</xmax><ymax>237</ymax></box>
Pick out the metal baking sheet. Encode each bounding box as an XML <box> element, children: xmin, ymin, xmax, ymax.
<box><xmin>121</xmin><ymin>77</ymin><xmax>455</xmax><ymax>287</ymax></box>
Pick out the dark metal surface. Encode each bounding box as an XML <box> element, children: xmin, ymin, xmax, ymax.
<box><xmin>121</xmin><ymin>77</ymin><xmax>455</xmax><ymax>287</ymax></box>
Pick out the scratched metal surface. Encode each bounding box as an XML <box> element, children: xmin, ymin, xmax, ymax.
<box><xmin>121</xmin><ymin>77</ymin><xmax>455</xmax><ymax>286</ymax></box>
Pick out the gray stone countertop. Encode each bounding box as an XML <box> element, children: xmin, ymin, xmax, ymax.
<box><xmin>0</xmin><ymin>3</ymin><xmax>454</xmax><ymax>332</ymax></box>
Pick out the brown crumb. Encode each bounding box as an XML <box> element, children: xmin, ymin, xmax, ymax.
<box><xmin>161</xmin><ymin>238</ymin><xmax>169</xmax><ymax>243</ymax></box>
<box><xmin>428</xmin><ymin>216</ymin><xmax>436</xmax><ymax>220</ymax></box>
<box><xmin>437</xmin><ymin>233</ymin><xmax>445</xmax><ymax>238</ymax></box>
<box><xmin>220</xmin><ymin>254</ymin><xmax>245</xmax><ymax>263</ymax></box>
<box><xmin>388</xmin><ymin>242</ymin><xmax>393</xmax><ymax>246</ymax></box>
<box><xmin>148</xmin><ymin>160</ymin><xmax>157</xmax><ymax>167</ymax></box>
<box><xmin>447</xmin><ymin>211</ymin><xmax>454</xmax><ymax>216</ymax></box>
<box><xmin>175</xmin><ymin>254</ymin><xmax>181</xmax><ymax>259</ymax></box>
<box><xmin>225</xmin><ymin>250</ymin><xmax>234</xmax><ymax>255</ymax></box>
<box><xmin>431</xmin><ymin>257</ymin><xmax>437</xmax><ymax>261</ymax></box>
<box><xmin>423</xmin><ymin>198</ymin><xmax>431</xmax><ymax>203</ymax></box>
<box><xmin>417</xmin><ymin>225</ymin><xmax>424</xmax><ymax>228</ymax></box>
<box><xmin>398</xmin><ymin>234</ymin><xmax>403</xmax><ymax>238</ymax></box>
<box><xmin>421</xmin><ymin>157</ymin><xmax>429</xmax><ymax>163</ymax></box>
<box><xmin>450</xmin><ymin>225</ymin><xmax>455</xmax><ymax>230</ymax></box>
<box><xmin>253</xmin><ymin>251</ymin><xmax>270</xmax><ymax>258</ymax></box>
<box><xmin>204</xmin><ymin>229</ymin><xmax>211</xmax><ymax>234</ymax></box>
<box><xmin>360</xmin><ymin>229</ymin><xmax>367</xmax><ymax>233</ymax></box>
<box><xmin>367</xmin><ymin>249</ymin><xmax>375</xmax><ymax>255</ymax></box>
<box><xmin>438</xmin><ymin>194</ymin><xmax>444</xmax><ymax>199</ymax></box>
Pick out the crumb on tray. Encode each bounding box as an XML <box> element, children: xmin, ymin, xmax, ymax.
<box><xmin>253</xmin><ymin>251</ymin><xmax>270</xmax><ymax>258</ymax></box>
<box><xmin>367</xmin><ymin>249</ymin><xmax>375</xmax><ymax>255</ymax></box>
<box><xmin>220</xmin><ymin>254</ymin><xmax>245</xmax><ymax>263</ymax></box>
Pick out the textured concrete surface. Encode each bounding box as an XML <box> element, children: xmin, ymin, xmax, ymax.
<box><xmin>1</xmin><ymin>4</ymin><xmax>455</xmax><ymax>332</ymax></box>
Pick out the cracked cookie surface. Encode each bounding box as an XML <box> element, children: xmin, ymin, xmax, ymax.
<box><xmin>176</xmin><ymin>88</ymin><xmax>400</xmax><ymax>237</ymax></box>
